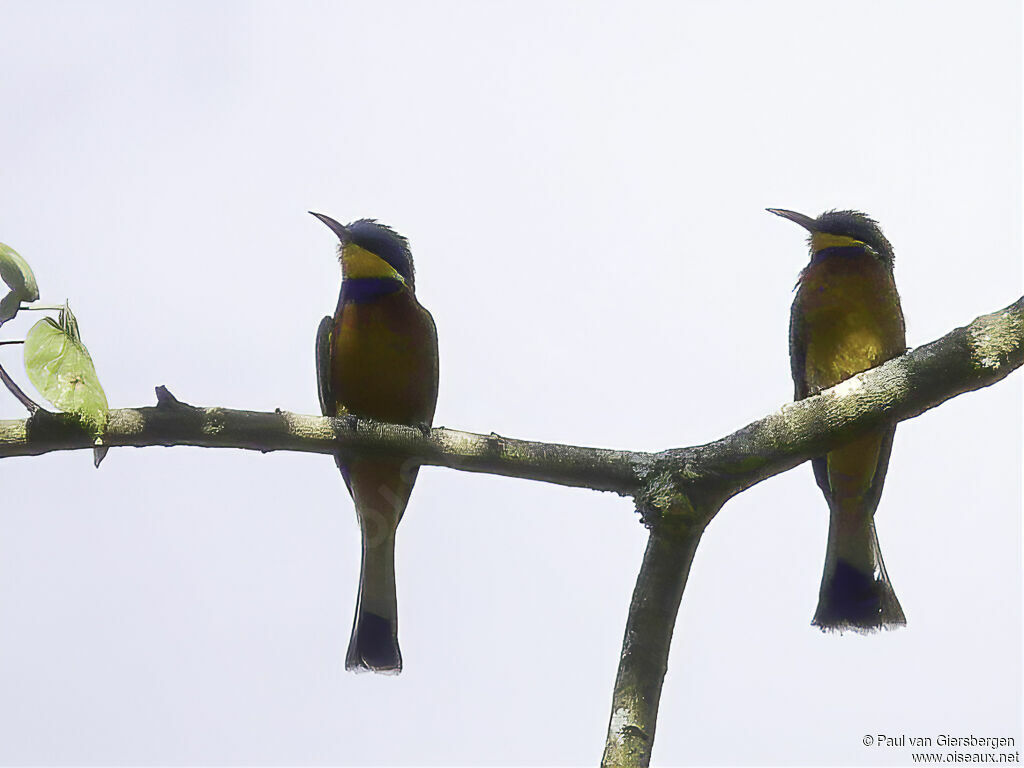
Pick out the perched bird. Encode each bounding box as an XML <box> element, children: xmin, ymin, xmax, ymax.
<box><xmin>312</xmin><ymin>213</ymin><xmax>439</xmax><ymax>672</ymax></box>
<box><xmin>769</xmin><ymin>208</ymin><xmax>906</xmax><ymax>631</ymax></box>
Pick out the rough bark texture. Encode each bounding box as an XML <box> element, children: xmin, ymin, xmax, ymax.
<box><xmin>601</xmin><ymin>528</ymin><xmax>703</xmax><ymax>768</ymax></box>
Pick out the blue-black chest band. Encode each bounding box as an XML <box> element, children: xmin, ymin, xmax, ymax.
<box><xmin>809</xmin><ymin>245</ymin><xmax>874</xmax><ymax>267</ymax></box>
<box><xmin>341</xmin><ymin>277</ymin><xmax>405</xmax><ymax>304</ymax></box>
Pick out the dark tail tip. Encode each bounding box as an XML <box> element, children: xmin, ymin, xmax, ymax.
<box><xmin>813</xmin><ymin>560</ymin><xmax>906</xmax><ymax>632</ymax></box>
<box><xmin>346</xmin><ymin>611</ymin><xmax>402</xmax><ymax>674</ymax></box>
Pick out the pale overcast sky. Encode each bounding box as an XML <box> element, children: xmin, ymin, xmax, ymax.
<box><xmin>0</xmin><ymin>1</ymin><xmax>1020</xmax><ymax>765</ymax></box>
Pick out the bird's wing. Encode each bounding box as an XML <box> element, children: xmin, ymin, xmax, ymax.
<box><xmin>789</xmin><ymin>296</ymin><xmax>810</xmax><ymax>400</ymax></box>
<box><xmin>790</xmin><ymin>291</ymin><xmax>826</xmax><ymax>491</ymax></box>
<box><xmin>316</xmin><ymin>315</ymin><xmax>335</xmax><ymax>417</ymax></box>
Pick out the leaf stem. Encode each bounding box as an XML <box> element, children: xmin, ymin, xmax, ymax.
<box><xmin>0</xmin><ymin>360</ymin><xmax>40</xmax><ymax>414</ymax></box>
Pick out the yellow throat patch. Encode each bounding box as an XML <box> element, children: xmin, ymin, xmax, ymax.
<box><xmin>342</xmin><ymin>244</ymin><xmax>407</xmax><ymax>284</ymax></box>
<box><xmin>810</xmin><ymin>232</ymin><xmax>868</xmax><ymax>253</ymax></box>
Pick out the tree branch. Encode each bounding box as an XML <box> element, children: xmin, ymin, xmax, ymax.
<box><xmin>0</xmin><ymin>297</ymin><xmax>1020</xmax><ymax>767</ymax></box>
<box><xmin>601</xmin><ymin>528</ymin><xmax>703</xmax><ymax>767</ymax></box>
<box><xmin>1</xmin><ymin>297</ymin><xmax>1018</xmax><ymax>502</ymax></box>
<box><xmin>0</xmin><ymin>394</ymin><xmax>645</xmax><ymax>492</ymax></box>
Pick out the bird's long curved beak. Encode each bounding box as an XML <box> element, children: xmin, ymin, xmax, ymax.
<box><xmin>310</xmin><ymin>211</ymin><xmax>350</xmax><ymax>243</ymax></box>
<box><xmin>766</xmin><ymin>208</ymin><xmax>817</xmax><ymax>232</ymax></box>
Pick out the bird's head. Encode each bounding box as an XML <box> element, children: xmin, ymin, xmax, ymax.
<box><xmin>767</xmin><ymin>208</ymin><xmax>894</xmax><ymax>268</ymax></box>
<box><xmin>310</xmin><ymin>212</ymin><xmax>415</xmax><ymax>289</ymax></box>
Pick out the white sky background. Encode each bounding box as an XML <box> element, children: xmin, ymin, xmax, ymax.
<box><xmin>0</xmin><ymin>1</ymin><xmax>1020</xmax><ymax>765</ymax></box>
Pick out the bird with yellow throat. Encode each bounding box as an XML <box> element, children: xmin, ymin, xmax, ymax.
<box><xmin>769</xmin><ymin>208</ymin><xmax>906</xmax><ymax>631</ymax></box>
<box><xmin>312</xmin><ymin>213</ymin><xmax>439</xmax><ymax>672</ymax></box>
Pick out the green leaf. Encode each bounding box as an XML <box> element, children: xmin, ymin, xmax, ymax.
<box><xmin>0</xmin><ymin>243</ymin><xmax>40</xmax><ymax>323</ymax></box>
<box><xmin>24</xmin><ymin>305</ymin><xmax>108</xmax><ymax>437</ymax></box>
<box><xmin>0</xmin><ymin>292</ymin><xmax>21</xmax><ymax>323</ymax></box>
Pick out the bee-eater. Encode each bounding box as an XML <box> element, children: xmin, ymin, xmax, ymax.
<box><xmin>312</xmin><ymin>213</ymin><xmax>439</xmax><ymax>672</ymax></box>
<box><xmin>769</xmin><ymin>208</ymin><xmax>907</xmax><ymax>631</ymax></box>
